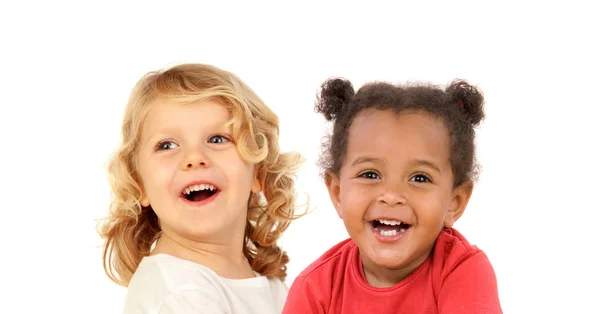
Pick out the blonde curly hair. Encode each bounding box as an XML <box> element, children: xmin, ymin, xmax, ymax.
<box><xmin>97</xmin><ymin>63</ymin><xmax>304</xmax><ymax>287</ymax></box>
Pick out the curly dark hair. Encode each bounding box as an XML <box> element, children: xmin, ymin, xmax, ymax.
<box><xmin>316</xmin><ymin>78</ymin><xmax>485</xmax><ymax>187</ymax></box>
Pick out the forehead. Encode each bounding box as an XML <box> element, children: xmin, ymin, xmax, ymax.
<box><xmin>346</xmin><ymin>110</ymin><xmax>451</xmax><ymax>163</ymax></box>
<box><xmin>141</xmin><ymin>99</ymin><xmax>230</xmax><ymax>134</ymax></box>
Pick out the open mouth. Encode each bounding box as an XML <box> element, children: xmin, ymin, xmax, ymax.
<box><xmin>370</xmin><ymin>219</ymin><xmax>412</xmax><ymax>237</ymax></box>
<box><xmin>182</xmin><ymin>183</ymin><xmax>219</xmax><ymax>202</ymax></box>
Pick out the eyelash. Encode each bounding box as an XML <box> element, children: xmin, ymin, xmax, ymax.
<box><xmin>358</xmin><ymin>170</ymin><xmax>381</xmax><ymax>180</ymax></box>
<box><xmin>410</xmin><ymin>173</ymin><xmax>432</xmax><ymax>183</ymax></box>
<box><xmin>154</xmin><ymin>134</ymin><xmax>232</xmax><ymax>151</ymax></box>
<box><xmin>208</xmin><ymin>134</ymin><xmax>232</xmax><ymax>144</ymax></box>
<box><xmin>156</xmin><ymin>140</ymin><xmax>178</xmax><ymax>151</ymax></box>
<box><xmin>357</xmin><ymin>170</ymin><xmax>432</xmax><ymax>183</ymax></box>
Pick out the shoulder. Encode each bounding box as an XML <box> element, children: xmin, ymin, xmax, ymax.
<box><xmin>434</xmin><ymin>228</ymin><xmax>485</xmax><ymax>266</ymax></box>
<box><xmin>267</xmin><ymin>276</ymin><xmax>289</xmax><ymax>295</ymax></box>
<box><xmin>283</xmin><ymin>239</ymin><xmax>356</xmax><ymax>313</ymax></box>
<box><xmin>296</xmin><ymin>238</ymin><xmax>355</xmax><ymax>280</ymax></box>
<box><xmin>129</xmin><ymin>254</ymin><xmax>223</xmax><ymax>289</ymax></box>
<box><xmin>434</xmin><ymin>229</ymin><xmax>502</xmax><ymax>313</ymax></box>
<box><xmin>266</xmin><ymin>277</ymin><xmax>289</xmax><ymax>311</ymax></box>
<box><xmin>432</xmin><ymin>228</ymin><xmax>496</xmax><ymax>280</ymax></box>
<box><xmin>124</xmin><ymin>254</ymin><xmax>226</xmax><ymax>313</ymax></box>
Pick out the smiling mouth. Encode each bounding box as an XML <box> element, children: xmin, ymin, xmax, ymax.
<box><xmin>370</xmin><ymin>219</ymin><xmax>412</xmax><ymax>236</ymax></box>
<box><xmin>182</xmin><ymin>183</ymin><xmax>219</xmax><ymax>202</ymax></box>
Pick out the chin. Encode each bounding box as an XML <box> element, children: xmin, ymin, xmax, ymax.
<box><xmin>180</xmin><ymin>221</ymin><xmax>222</xmax><ymax>237</ymax></box>
<box><xmin>367</xmin><ymin>250</ymin><xmax>410</xmax><ymax>270</ymax></box>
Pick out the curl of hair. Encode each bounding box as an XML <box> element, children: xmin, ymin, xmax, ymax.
<box><xmin>97</xmin><ymin>63</ymin><xmax>304</xmax><ymax>286</ymax></box>
<box><xmin>315</xmin><ymin>78</ymin><xmax>355</xmax><ymax>121</ymax></box>
<box><xmin>446</xmin><ymin>79</ymin><xmax>485</xmax><ymax>126</ymax></box>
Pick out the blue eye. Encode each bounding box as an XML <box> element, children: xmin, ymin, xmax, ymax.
<box><xmin>208</xmin><ymin>135</ymin><xmax>230</xmax><ymax>144</ymax></box>
<box><xmin>157</xmin><ymin>141</ymin><xmax>178</xmax><ymax>151</ymax></box>
<box><xmin>410</xmin><ymin>174</ymin><xmax>431</xmax><ymax>183</ymax></box>
<box><xmin>359</xmin><ymin>171</ymin><xmax>381</xmax><ymax>180</ymax></box>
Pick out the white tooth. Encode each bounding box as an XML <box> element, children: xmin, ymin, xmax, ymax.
<box><xmin>378</xmin><ymin>219</ymin><xmax>402</xmax><ymax>226</ymax></box>
<box><xmin>379</xmin><ymin>230</ymin><xmax>398</xmax><ymax>236</ymax></box>
<box><xmin>184</xmin><ymin>183</ymin><xmax>218</xmax><ymax>194</ymax></box>
<box><xmin>400</xmin><ymin>228</ymin><xmax>406</xmax><ymax>233</ymax></box>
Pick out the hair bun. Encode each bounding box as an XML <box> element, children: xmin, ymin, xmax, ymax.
<box><xmin>446</xmin><ymin>79</ymin><xmax>485</xmax><ymax>126</ymax></box>
<box><xmin>315</xmin><ymin>78</ymin><xmax>355</xmax><ymax>121</ymax></box>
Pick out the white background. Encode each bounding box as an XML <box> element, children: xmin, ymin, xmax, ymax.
<box><xmin>1</xmin><ymin>1</ymin><xmax>599</xmax><ymax>313</ymax></box>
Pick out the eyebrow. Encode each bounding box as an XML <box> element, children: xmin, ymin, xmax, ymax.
<box><xmin>141</xmin><ymin>128</ymin><xmax>177</xmax><ymax>148</ymax></box>
<box><xmin>351</xmin><ymin>156</ymin><xmax>383</xmax><ymax>167</ymax></box>
<box><xmin>142</xmin><ymin>124</ymin><xmax>233</xmax><ymax>147</ymax></box>
<box><xmin>412</xmin><ymin>159</ymin><xmax>442</xmax><ymax>174</ymax></box>
<box><xmin>351</xmin><ymin>156</ymin><xmax>442</xmax><ymax>174</ymax></box>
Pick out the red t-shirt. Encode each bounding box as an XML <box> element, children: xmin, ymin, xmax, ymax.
<box><xmin>283</xmin><ymin>228</ymin><xmax>502</xmax><ymax>314</ymax></box>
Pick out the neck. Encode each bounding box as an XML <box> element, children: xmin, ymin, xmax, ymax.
<box><xmin>360</xmin><ymin>247</ymin><xmax>432</xmax><ymax>288</ymax></box>
<box><xmin>152</xmin><ymin>228</ymin><xmax>255</xmax><ymax>279</ymax></box>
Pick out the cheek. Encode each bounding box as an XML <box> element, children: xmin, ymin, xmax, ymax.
<box><xmin>219</xmin><ymin>152</ymin><xmax>254</xmax><ymax>186</ymax></box>
<box><xmin>139</xmin><ymin>159</ymin><xmax>176</xmax><ymax>198</ymax></box>
<box><xmin>339</xmin><ymin>182</ymin><xmax>371</xmax><ymax>218</ymax></box>
<box><xmin>414</xmin><ymin>193</ymin><xmax>450</xmax><ymax>223</ymax></box>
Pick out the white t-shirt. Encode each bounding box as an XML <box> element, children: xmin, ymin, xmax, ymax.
<box><xmin>123</xmin><ymin>254</ymin><xmax>288</xmax><ymax>314</ymax></box>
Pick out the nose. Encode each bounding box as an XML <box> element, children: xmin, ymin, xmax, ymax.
<box><xmin>377</xmin><ymin>182</ymin><xmax>407</xmax><ymax>206</ymax></box>
<box><xmin>181</xmin><ymin>148</ymin><xmax>210</xmax><ymax>170</ymax></box>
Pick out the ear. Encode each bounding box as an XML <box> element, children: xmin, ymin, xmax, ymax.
<box><xmin>140</xmin><ymin>188</ymin><xmax>150</xmax><ymax>207</ymax></box>
<box><xmin>136</xmin><ymin>161</ymin><xmax>151</xmax><ymax>207</ymax></box>
<box><xmin>251</xmin><ymin>165</ymin><xmax>262</xmax><ymax>193</ymax></box>
<box><xmin>444</xmin><ymin>181</ymin><xmax>473</xmax><ymax>228</ymax></box>
<box><xmin>325</xmin><ymin>171</ymin><xmax>343</xmax><ymax>219</ymax></box>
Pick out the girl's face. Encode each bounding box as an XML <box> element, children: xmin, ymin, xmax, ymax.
<box><xmin>136</xmin><ymin>99</ymin><xmax>260</xmax><ymax>246</ymax></box>
<box><xmin>325</xmin><ymin>110</ymin><xmax>472</xmax><ymax>283</ymax></box>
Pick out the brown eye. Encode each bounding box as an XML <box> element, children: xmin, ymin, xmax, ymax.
<box><xmin>410</xmin><ymin>174</ymin><xmax>431</xmax><ymax>183</ymax></box>
<box><xmin>359</xmin><ymin>171</ymin><xmax>381</xmax><ymax>180</ymax></box>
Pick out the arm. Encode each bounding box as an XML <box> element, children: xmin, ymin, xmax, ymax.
<box><xmin>158</xmin><ymin>288</ymin><xmax>228</xmax><ymax>314</ymax></box>
<box><xmin>438</xmin><ymin>251</ymin><xmax>503</xmax><ymax>314</ymax></box>
<box><xmin>282</xmin><ymin>275</ymin><xmax>326</xmax><ymax>314</ymax></box>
